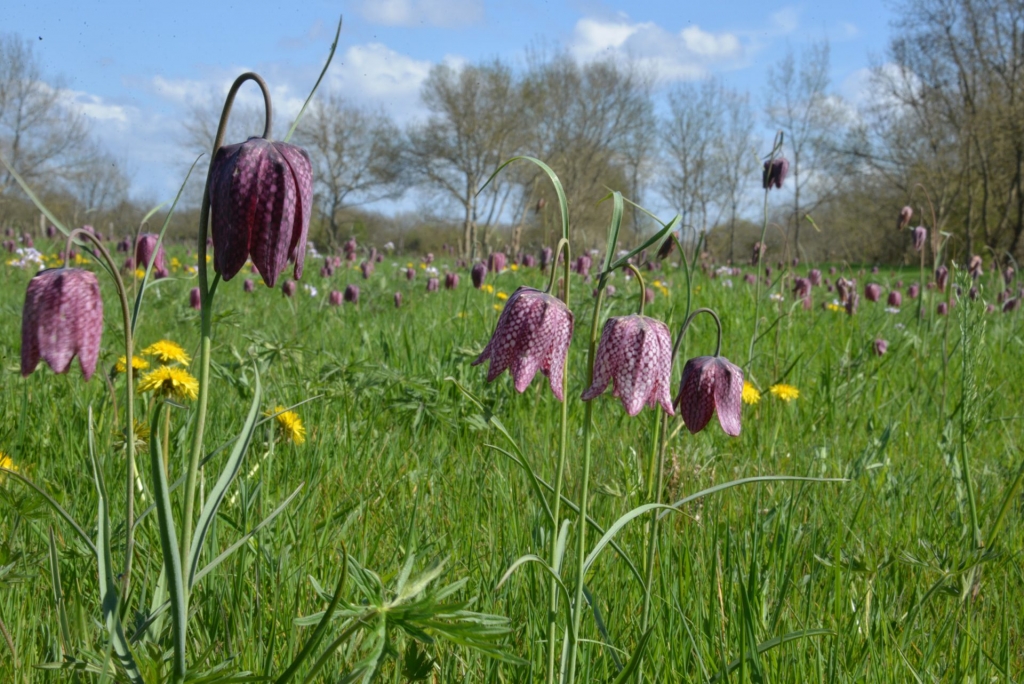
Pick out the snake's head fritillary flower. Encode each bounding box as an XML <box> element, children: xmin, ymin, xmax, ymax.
<box><xmin>574</xmin><ymin>255</ymin><xmax>592</xmax><ymax>277</ymax></box>
<box><xmin>581</xmin><ymin>315</ymin><xmax>674</xmax><ymax>416</ymax></box>
<box><xmin>488</xmin><ymin>252</ymin><xmax>507</xmax><ymax>274</ymax></box>
<box><xmin>320</xmin><ymin>265</ymin><xmax>333</xmax><ymax>278</ymax></box>
<box><xmin>935</xmin><ymin>265</ymin><xmax>949</xmax><ymax>292</ymax></box>
<box><xmin>472</xmin><ymin>287</ymin><xmax>574</xmax><ymax>401</ymax></box>
<box><xmin>189</xmin><ymin>287</ymin><xmax>201</xmax><ymax>310</ymax></box>
<box><xmin>329</xmin><ymin>290</ymin><xmax>342</xmax><ymax>306</ymax></box>
<box><xmin>45</xmin><ymin>224</ymin><xmax>57</xmax><ymax>239</ymax></box>
<box><xmin>360</xmin><ymin>261</ymin><xmax>374</xmax><ymax>279</ymax></box>
<box><xmin>394</xmin><ymin>291</ymin><xmax>402</xmax><ymax>308</ymax></box>
<box><xmin>937</xmin><ymin>301</ymin><xmax>949</xmax><ymax>316</ymax></box>
<box><xmin>344</xmin><ymin>284</ymin><xmax>359</xmax><ymax>303</ymax></box>
<box><xmin>912</xmin><ymin>226</ymin><xmax>927</xmax><ymax>251</ymax></box>
<box><xmin>808</xmin><ymin>269</ymin><xmax>822</xmax><ymax>286</ymax></box>
<box><xmin>445</xmin><ymin>272</ymin><xmax>459</xmax><ymax>289</ymax></box>
<box><xmin>425</xmin><ymin>252</ymin><xmax>434</xmax><ymax>265</ymax></box>
<box><xmin>888</xmin><ymin>290</ymin><xmax>902</xmax><ymax>308</ymax></box>
<box><xmin>23</xmin><ymin>235</ymin><xmax>33</xmax><ymax>248</ymax></box>
<box><xmin>282</xmin><ymin>280</ymin><xmax>296</xmax><ymax>297</ymax></box>
<box><xmin>135</xmin><ymin>234</ymin><xmax>169</xmax><ymax>279</ymax></box>
<box><xmin>426</xmin><ymin>277</ymin><xmax>439</xmax><ymax>292</ymax></box>
<box><xmin>539</xmin><ymin>247</ymin><xmax>553</xmax><ymax>271</ymax></box>
<box><xmin>1003</xmin><ymin>297</ymin><xmax>1020</xmax><ymax>313</ymax></box>
<box><xmin>908</xmin><ymin>283</ymin><xmax>920</xmax><ymax>299</ymax></box>
<box><xmin>674</xmin><ymin>355</ymin><xmax>743</xmax><ymax>436</ymax></box>
<box><xmin>406</xmin><ymin>267</ymin><xmax>415</xmax><ymax>281</ymax></box>
<box><xmin>898</xmin><ymin>206</ymin><xmax>913</xmax><ymax>230</ymax></box>
<box><xmin>793</xmin><ymin>277</ymin><xmax>811</xmax><ymax>300</ymax></box>
<box><xmin>836</xmin><ymin>278</ymin><xmax>852</xmax><ymax>304</ymax></box>
<box><xmin>1004</xmin><ymin>266</ymin><xmax>1015</xmax><ymax>285</ymax></box>
<box><xmin>209</xmin><ymin>136</ymin><xmax>313</xmax><ymax>287</ymax></box>
<box><xmin>523</xmin><ymin>254</ymin><xmax>537</xmax><ymax>268</ymax></box>
<box><xmin>750</xmin><ymin>241</ymin><xmax>766</xmax><ymax>266</ymax></box>
<box><xmin>968</xmin><ymin>255</ymin><xmax>983</xmax><ymax>279</ymax></box>
<box><xmin>968</xmin><ymin>285</ymin><xmax>978</xmax><ymax>300</ymax></box>
<box><xmin>744</xmin><ymin>273</ymin><xmax>757</xmax><ymax>285</ymax></box>
<box><xmin>21</xmin><ymin>268</ymin><xmax>104</xmax><ymax>381</ymax></box>
<box><xmin>243</xmin><ymin>278</ymin><xmax>255</xmax><ymax>293</ymax></box>
<box><xmin>873</xmin><ymin>339</ymin><xmax>888</xmax><ymax>356</ymax></box>
<box><xmin>762</xmin><ymin>157</ymin><xmax>789</xmax><ymax>190</ymax></box>
<box><xmin>865</xmin><ymin>283</ymin><xmax>881</xmax><ymax>302</ymax></box>
<box><xmin>845</xmin><ymin>292</ymin><xmax>859</xmax><ymax>315</ymax></box>
<box><xmin>471</xmin><ymin>262</ymin><xmax>487</xmax><ymax>289</ymax></box>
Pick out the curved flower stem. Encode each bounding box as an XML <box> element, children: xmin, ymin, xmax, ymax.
<box><xmin>545</xmin><ymin>237</ymin><xmax>571</xmax><ymax>684</ymax></box>
<box><xmin>68</xmin><ymin>229</ymin><xmax>138</xmax><ymax>598</ymax></box>
<box><xmin>747</xmin><ymin>132</ymin><xmax>784</xmax><ymax>368</ymax></box>
<box><xmin>673</xmin><ymin>308</ymin><xmax>723</xmax><ymax>359</ymax></box>
<box><xmin>625</xmin><ymin>263</ymin><xmax>646</xmax><ymax>315</ymax></box>
<box><xmin>566</xmin><ymin>273</ymin><xmax>607</xmax><ymax>682</ymax></box>
<box><xmin>183</xmin><ymin>72</ymin><xmax>272</xmax><ymax>602</ymax></box>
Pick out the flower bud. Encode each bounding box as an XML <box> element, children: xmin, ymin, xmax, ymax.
<box><xmin>908</xmin><ymin>283</ymin><xmax>920</xmax><ymax>299</ymax></box>
<box><xmin>873</xmin><ymin>339</ymin><xmax>888</xmax><ymax>356</ymax></box>
<box><xmin>888</xmin><ymin>290</ymin><xmax>902</xmax><ymax>308</ymax></box>
<box><xmin>471</xmin><ymin>262</ymin><xmax>487</xmax><ymax>288</ymax></box>
<box><xmin>426</xmin><ymin>277</ymin><xmax>439</xmax><ymax>292</ymax></box>
<box><xmin>937</xmin><ymin>301</ymin><xmax>948</xmax><ymax>316</ymax></box>
<box><xmin>329</xmin><ymin>290</ymin><xmax>342</xmax><ymax>306</ymax></box>
<box><xmin>935</xmin><ymin>265</ymin><xmax>949</xmax><ymax>292</ymax></box>
<box><xmin>912</xmin><ymin>226</ymin><xmax>927</xmax><ymax>251</ymax></box>
<box><xmin>865</xmin><ymin>283</ymin><xmax>881</xmax><ymax>302</ymax></box>
<box><xmin>897</xmin><ymin>206</ymin><xmax>913</xmax><ymax>230</ymax></box>
<box><xmin>243</xmin><ymin>278</ymin><xmax>255</xmax><ymax>293</ymax></box>
<box><xmin>189</xmin><ymin>287</ymin><xmax>201</xmax><ymax>310</ymax></box>
<box><xmin>762</xmin><ymin>157</ymin><xmax>789</xmax><ymax>190</ymax></box>
<box><xmin>282</xmin><ymin>280</ymin><xmax>296</xmax><ymax>297</ymax></box>
<box><xmin>344</xmin><ymin>284</ymin><xmax>359</xmax><ymax>303</ymax></box>
<box><xmin>21</xmin><ymin>268</ymin><xmax>103</xmax><ymax>381</ymax></box>
<box><xmin>394</xmin><ymin>291</ymin><xmax>402</xmax><ymax>308</ymax></box>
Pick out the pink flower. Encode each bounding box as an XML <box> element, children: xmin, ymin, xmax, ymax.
<box><xmin>282</xmin><ymin>280</ymin><xmax>296</xmax><ymax>297</ymax></box>
<box><xmin>426</xmin><ymin>277</ymin><xmax>439</xmax><ymax>292</ymax></box>
<box><xmin>865</xmin><ymin>283</ymin><xmax>881</xmax><ymax>302</ymax></box>
<box><xmin>471</xmin><ymin>262</ymin><xmax>487</xmax><ymax>288</ymax></box>
<box><xmin>243</xmin><ymin>279</ymin><xmax>255</xmax><ymax>293</ymax></box>
<box><xmin>898</xmin><ymin>205</ymin><xmax>913</xmax><ymax>230</ymax></box>
<box><xmin>762</xmin><ymin>157</ymin><xmax>789</xmax><ymax>190</ymax></box>
<box><xmin>674</xmin><ymin>355</ymin><xmax>743</xmax><ymax>436</ymax></box>
<box><xmin>21</xmin><ymin>268</ymin><xmax>104</xmax><ymax>381</ymax></box>
<box><xmin>873</xmin><ymin>339</ymin><xmax>888</xmax><ymax>356</ymax></box>
<box><xmin>135</xmin><ymin>234</ymin><xmax>169</xmax><ymax>279</ymax></box>
<box><xmin>329</xmin><ymin>290</ymin><xmax>342</xmax><ymax>306</ymax></box>
<box><xmin>394</xmin><ymin>291</ymin><xmax>402</xmax><ymax>308</ymax></box>
<box><xmin>209</xmin><ymin>137</ymin><xmax>313</xmax><ymax>287</ymax></box>
<box><xmin>344</xmin><ymin>284</ymin><xmax>359</xmax><ymax>303</ymax></box>
<box><xmin>808</xmin><ymin>269</ymin><xmax>822</xmax><ymax>286</ymax></box>
<box><xmin>908</xmin><ymin>283</ymin><xmax>920</xmax><ymax>299</ymax></box>
<box><xmin>360</xmin><ymin>261</ymin><xmax>374</xmax><ymax>279</ymax></box>
<box><xmin>472</xmin><ymin>287</ymin><xmax>574</xmax><ymax>400</ymax></box>
<box><xmin>189</xmin><ymin>287</ymin><xmax>201</xmax><ymax>310</ymax></box>
<box><xmin>406</xmin><ymin>267</ymin><xmax>415</xmax><ymax>281</ymax></box>
<box><xmin>888</xmin><ymin>290</ymin><xmax>902</xmax><ymax>308</ymax></box>
<box><xmin>488</xmin><ymin>252</ymin><xmax>507</xmax><ymax>274</ymax></box>
<box><xmin>912</xmin><ymin>226</ymin><xmax>927</xmax><ymax>251</ymax></box>
<box><xmin>445</xmin><ymin>272</ymin><xmax>459</xmax><ymax>289</ymax></box>
<box><xmin>935</xmin><ymin>265</ymin><xmax>949</xmax><ymax>291</ymax></box>
<box><xmin>581</xmin><ymin>315</ymin><xmax>674</xmax><ymax>416</ymax></box>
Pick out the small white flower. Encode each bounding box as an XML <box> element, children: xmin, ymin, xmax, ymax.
<box><xmin>715</xmin><ymin>266</ymin><xmax>733</xmax><ymax>276</ymax></box>
<box><xmin>721</xmin><ymin>278</ymin><xmax>733</xmax><ymax>288</ymax></box>
<box><xmin>616</xmin><ymin>249</ymin><xmax>629</xmax><ymax>257</ymax></box>
<box><xmin>895</xmin><ymin>323</ymin><xmax>905</xmax><ymax>330</ymax></box>
<box><xmin>384</xmin><ymin>241</ymin><xmax>395</xmax><ymax>251</ymax></box>
<box><xmin>303</xmin><ymin>283</ymin><xmax>318</xmax><ymax>297</ymax></box>
<box><xmin>769</xmin><ymin>293</ymin><xmax>785</xmax><ymax>302</ymax></box>
<box><xmin>885</xmin><ymin>306</ymin><xmax>900</xmax><ymax>314</ymax></box>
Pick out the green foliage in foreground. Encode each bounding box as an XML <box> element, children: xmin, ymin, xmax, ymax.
<box><xmin>0</xmin><ymin>250</ymin><xmax>1021</xmax><ymax>682</ymax></box>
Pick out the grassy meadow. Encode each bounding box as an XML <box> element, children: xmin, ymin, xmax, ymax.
<box><xmin>0</xmin><ymin>238</ymin><xmax>1022</xmax><ymax>682</ymax></box>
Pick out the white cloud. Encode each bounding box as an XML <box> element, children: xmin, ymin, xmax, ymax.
<box><xmin>57</xmin><ymin>88</ymin><xmax>131</xmax><ymax>125</ymax></box>
<box><xmin>360</xmin><ymin>0</ymin><xmax>484</xmax><ymax>28</ymax></box>
<box><xmin>569</xmin><ymin>16</ymin><xmax>745</xmax><ymax>82</ymax></box>
<box><xmin>770</xmin><ymin>7</ymin><xmax>800</xmax><ymax>34</ymax></box>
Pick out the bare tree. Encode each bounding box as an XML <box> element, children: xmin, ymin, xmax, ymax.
<box><xmin>293</xmin><ymin>94</ymin><xmax>407</xmax><ymax>248</ymax></box>
<box><xmin>406</xmin><ymin>60</ymin><xmax>526</xmax><ymax>259</ymax></box>
<box><xmin>0</xmin><ymin>34</ymin><xmax>90</xmax><ymax>195</ymax></box>
<box><xmin>713</xmin><ymin>89</ymin><xmax>758</xmax><ymax>263</ymax></box>
<box><xmin>662</xmin><ymin>79</ymin><xmax>727</xmax><ymax>236</ymax></box>
<box><xmin>764</xmin><ymin>41</ymin><xmax>848</xmax><ymax>258</ymax></box>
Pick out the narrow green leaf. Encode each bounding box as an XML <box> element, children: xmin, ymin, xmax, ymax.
<box><xmin>283</xmin><ymin>16</ymin><xmax>343</xmax><ymax>143</ymax></box>
<box><xmin>481</xmin><ymin>156</ymin><xmax>569</xmax><ymax>241</ymax></box>
<box><xmin>609</xmin><ymin>628</ymin><xmax>654</xmax><ymax>684</ymax></box>
<box><xmin>709</xmin><ymin>629</ymin><xmax>833</xmax><ymax>682</ymax></box>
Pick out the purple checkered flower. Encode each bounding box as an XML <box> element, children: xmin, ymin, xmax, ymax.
<box><xmin>329</xmin><ymin>290</ymin><xmax>342</xmax><ymax>306</ymax></box>
<box><xmin>674</xmin><ymin>355</ymin><xmax>743</xmax><ymax>436</ymax></box>
<box><xmin>968</xmin><ymin>255</ymin><xmax>983</xmax><ymax>280</ymax></box>
<box><xmin>874</xmin><ymin>339</ymin><xmax>888</xmax><ymax>356</ymax></box>
<box><xmin>539</xmin><ymin>247</ymin><xmax>553</xmax><ymax>271</ymax></box>
<box><xmin>344</xmin><ymin>284</ymin><xmax>359</xmax><ymax>303</ymax></box>
<box><xmin>282</xmin><ymin>280</ymin><xmax>296</xmax><ymax>297</ymax></box>
<box><xmin>445</xmin><ymin>272</ymin><xmax>459</xmax><ymax>290</ymax></box>
<box><xmin>762</xmin><ymin>157</ymin><xmax>789</xmax><ymax>190</ymax></box>
<box><xmin>912</xmin><ymin>226</ymin><xmax>927</xmax><ymax>252</ymax></box>
<box><xmin>898</xmin><ymin>206</ymin><xmax>913</xmax><ymax>230</ymax></box>
<box><xmin>793</xmin><ymin>277</ymin><xmax>811</xmax><ymax>300</ymax></box>
<box><xmin>21</xmin><ymin>268</ymin><xmax>104</xmax><ymax>381</ymax></box>
<box><xmin>426</xmin><ymin>277</ymin><xmax>439</xmax><ymax>292</ymax></box>
<box><xmin>581</xmin><ymin>315</ymin><xmax>674</xmax><ymax>416</ymax></box>
<box><xmin>888</xmin><ymin>290</ymin><xmax>902</xmax><ymax>308</ymax></box>
<box><xmin>935</xmin><ymin>265</ymin><xmax>949</xmax><ymax>292</ymax></box>
<box><xmin>209</xmin><ymin>136</ymin><xmax>313</xmax><ymax>287</ymax></box>
<box><xmin>472</xmin><ymin>287</ymin><xmax>574</xmax><ymax>401</ymax></box>
<box><xmin>189</xmin><ymin>287</ymin><xmax>201</xmax><ymax>310</ymax></box>
<box><xmin>808</xmin><ymin>269</ymin><xmax>822</xmax><ymax>286</ymax></box>
<box><xmin>361</xmin><ymin>261</ymin><xmax>374</xmax><ymax>279</ymax></box>
<box><xmin>865</xmin><ymin>283</ymin><xmax>881</xmax><ymax>302</ymax></box>
<box><xmin>471</xmin><ymin>262</ymin><xmax>487</xmax><ymax>289</ymax></box>
<box><xmin>488</xmin><ymin>252</ymin><xmax>507</xmax><ymax>274</ymax></box>
<box><xmin>243</xmin><ymin>279</ymin><xmax>255</xmax><ymax>293</ymax></box>
<box><xmin>135</xmin><ymin>234</ymin><xmax>169</xmax><ymax>279</ymax></box>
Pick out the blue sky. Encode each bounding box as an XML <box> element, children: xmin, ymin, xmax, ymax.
<box><xmin>7</xmin><ymin>0</ymin><xmax>897</xmax><ymax>211</ymax></box>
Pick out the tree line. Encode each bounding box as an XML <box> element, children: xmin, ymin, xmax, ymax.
<box><xmin>3</xmin><ymin>0</ymin><xmax>1022</xmax><ymax>266</ymax></box>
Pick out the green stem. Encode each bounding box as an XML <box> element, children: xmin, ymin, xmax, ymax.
<box><xmin>635</xmin><ymin>412</ymin><xmax>667</xmax><ymax>684</ymax></box>
<box><xmin>566</xmin><ymin>284</ymin><xmax>605</xmax><ymax>682</ymax></box>
<box><xmin>546</xmin><ymin>240</ymin><xmax>571</xmax><ymax>684</ymax></box>
<box><xmin>625</xmin><ymin>263</ymin><xmax>646</xmax><ymax>315</ymax></box>
<box><xmin>747</xmin><ymin>188</ymin><xmax>770</xmax><ymax>368</ymax></box>
<box><xmin>182</xmin><ymin>72</ymin><xmax>272</xmax><ymax>603</ymax></box>
<box><xmin>68</xmin><ymin>229</ymin><xmax>137</xmax><ymax>598</ymax></box>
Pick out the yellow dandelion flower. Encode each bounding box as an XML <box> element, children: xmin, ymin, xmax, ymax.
<box><xmin>115</xmin><ymin>355</ymin><xmax>150</xmax><ymax>374</ymax></box>
<box><xmin>510</xmin><ymin>264</ymin><xmax>519</xmax><ymax>271</ymax></box>
<box><xmin>114</xmin><ymin>419</ymin><xmax>150</xmax><ymax>452</ymax></box>
<box><xmin>0</xmin><ymin>452</ymin><xmax>17</xmax><ymax>482</ymax></box>
<box><xmin>419</xmin><ymin>263</ymin><xmax>427</xmax><ymax>269</ymax></box>
<box><xmin>170</xmin><ymin>257</ymin><xmax>182</xmax><ymax>269</ymax></box>
<box><xmin>135</xmin><ymin>268</ymin><xmax>146</xmax><ymax>279</ymax></box>
<box><xmin>205</xmin><ymin>255</ymin><xmax>211</xmax><ymax>263</ymax></box>
<box><xmin>266</xmin><ymin>406</ymin><xmax>306</xmax><ymax>445</ymax></box>
<box><xmin>742</xmin><ymin>381</ymin><xmax>761</xmax><ymax>405</ymax></box>
<box><xmin>73</xmin><ymin>254</ymin><xmax>91</xmax><ymax>265</ymax></box>
<box><xmin>493</xmin><ymin>304</ymin><xmax>502</xmax><ymax>311</ymax></box>
<box><xmin>482</xmin><ymin>284</ymin><xmax>495</xmax><ymax>294</ymax></box>
<box><xmin>142</xmin><ymin>340</ymin><xmax>191</xmax><ymax>365</ymax></box>
<box><xmin>138</xmin><ymin>366</ymin><xmax>199</xmax><ymax>401</ymax></box>
<box><xmin>406</xmin><ymin>262</ymin><xmax>414</xmax><ymax>268</ymax></box>
<box><xmin>496</xmin><ymin>291</ymin><xmax>509</xmax><ymax>300</ymax></box>
<box><xmin>826</xmin><ymin>303</ymin><xmax>844</xmax><ymax>312</ymax></box>
<box><xmin>769</xmin><ymin>384</ymin><xmax>800</xmax><ymax>402</ymax></box>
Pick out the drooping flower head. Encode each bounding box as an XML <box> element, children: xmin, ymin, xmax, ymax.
<box><xmin>574</xmin><ymin>255</ymin><xmax>592</xmax><ymax>277</ymax></box>
<box><xmin>426</xmin><ymin>277</ymin><xmax>439</xmax><ymax>292</ymax></box>
<box><xmin>209</xmin><ymin>136</ymin><xmax>313</xmax><ymax>287</ymax></box>
<box><xmin>793</xmin><ymin>277</ymin><xmax>811</xmax><ymax>300</ymax></box>
<box><xmin>874</xmin><ymin>339</ymin><xmax>889</xmax><ymax>356</ymax></box>
<box><xmin>888</xmin><ymin>290</ymin><xmax>902</xmax><ymax>308</ymax></box>
<box><xmin>864</xmin><ymin>283</ymin><xmax>881</xmax><ymax>303</ymax></box>
<box><xmin>674</xmin><ymin>355</ymin><xmax>743</xmax><ymax>436</ymax></box>
<box><xmin>762</xmin><ymin>157</ymin><xmax>789</xmax><ymax>190</ymax></box>
<box><xmin>488</xmin><ymin>252</ymin><xmax>507</xmax><ymax>274</ymax></box>
<box><xmin>406</xmin><ymin>267</ymin><xmax>415</xmax><ymax>281</ymax></box>
<box><xmin>243</xmin><ymin>278</ymin><xmax>255</xmax><ymax>293</ymax></box>
<box><xmin>897</xmin><ymin>206</ymin><xmax>913</xmax><ymax>230</ymax></box>
<box><xmin>445</xmin><ymin>272</ymin><xmax>459</xmax><ymax>290</ymax></box>
<box><xmin>282</xmin><ymin>280</ymin><xmax>296</xmax><ymax>297</ymax></box>
<box><xmin>908</xmin><ymin>283</ymin><xmax>920</xmax><ymax>299</ymax></box>
<box><xmin>394</xmin><ymin>291</ymin><xmax>402</xmax><ymax>308</ymax></box>
<box><xmin>808</xmin><ymin>269</ymin><xmax>822</xmax><ymax>286</ymax></box>
<box><xmin>539</xmin><ymin>247</ymin><xmax>553</xmax><ymax>271</ymax></box>
<box><xmin>135</xmin><ymin>234</ymin><xmax>169</xmax><ymax>279</ymax></box>
<box><xmin>360</xmin><ymin>261</ymin><xmax>374</xmax><ymax>279</ymax></box>
<box><xmin>581</xmin><ymin>315</ymin><xmax>674</xmax><ymax>416</ymax></box>
<box><xmin>968</xmin><ymin>255</ymin><xmax>983</xmax><ymax>280</ymax></box>
<box><xmin>845</xmin><ymin>292</ymin><xmax>859</xmax><ymax>315</ymax></box>
<box><xmin>751</xmin><ymin>241</ymin><xmax>766</xmax><ymax>266</ymax></box>
<box><xmin>471</xmin><ymin>262</ymin><xmax>487</xmax><ymax>289</ymax></box>
<box><xmin>912</xmin><ymin>226</ymin><xmax>927</xmax><ymax>252</ymax></box>
<box><xmin>189</xmin><ymin>287</ymin><xmax>201</xmax><ymax>310</ymax></box>
<box><xmin>329</xmin><ymin>290</ymin><xmax>342</xmax><ymax>306</ymax></box>
<box><xmin>935</xmin><ymin>265</ymin><xmax>949</xmax><ymax>292</ymax></box>
<box><xmin>472</xmin><ymin>287</ymin><xmax>574</xmax><ymax>400</ymax></box>
<box><xmin>21</xmin><ymin>268</ymin><xmax>104</xmax><ymax>381</ymax></box>
<box><xmin>344</xmin><ymin>284</ymin><xmax>360</xmax><ymax>303</ymax></box>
